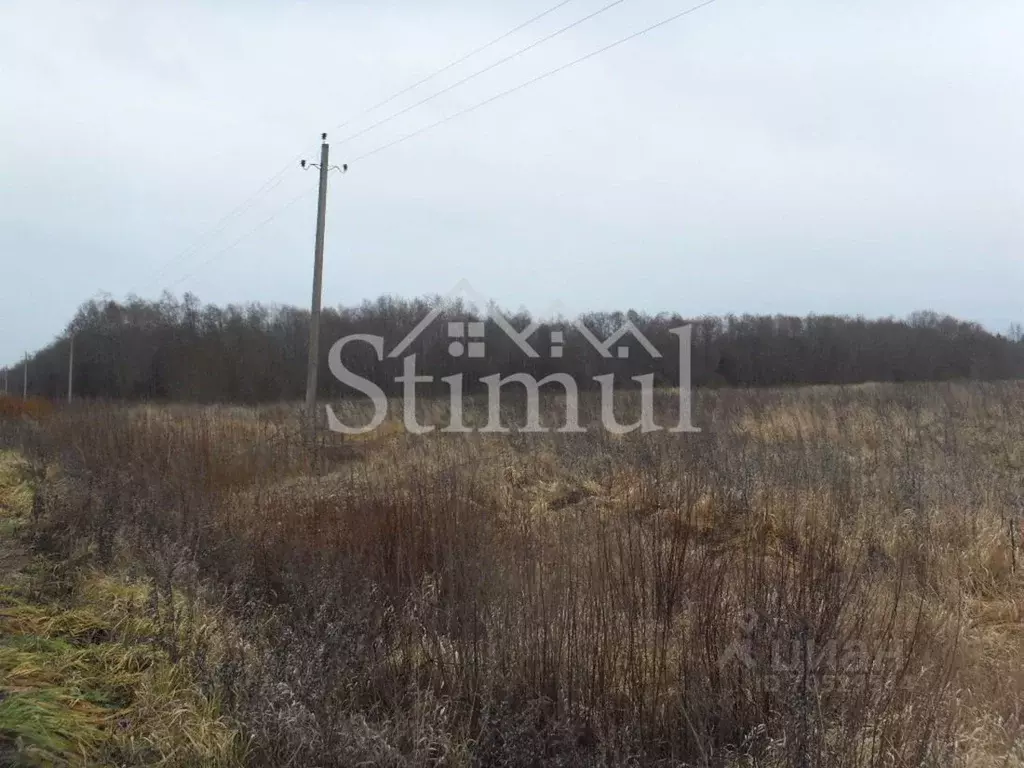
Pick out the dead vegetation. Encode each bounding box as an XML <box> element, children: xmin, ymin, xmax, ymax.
<box><xmin>1</xmin><ymin>381</ymin><xmax>1023</xmax><ymax>765</ymax></box>
<box><xmin>0</xmin><ymin>450</ymin><xmax>245</xmax><ymax>767</ymax></box>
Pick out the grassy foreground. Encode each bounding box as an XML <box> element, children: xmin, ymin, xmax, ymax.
<box><xmin>0</xmin><ymin>451</ymin><xmax>244</xmax><ymax>767</ymax></box>
<box><xmin>1</xmin><ymin>383</ymin><xmax>1023</xmax><ymax>765</ymax></box>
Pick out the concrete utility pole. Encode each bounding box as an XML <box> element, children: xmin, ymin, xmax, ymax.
<box><xmin>67</xmin><ymin>335</ymin><xmax>74</xmax><ymax>404</ymax></box>
<box><xmin>22</xmin><ymin>355</ymin><xmax>27</xmax><ymax>399</ymax></box>
<box><xmin>304</xmin><ymin>133</ymin><xmax>331</xmax><ymax>424</ymax></box>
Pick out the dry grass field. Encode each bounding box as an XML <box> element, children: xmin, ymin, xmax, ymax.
<box><xmin>1</xmin><ymin>381</ymin><xmax>1023</xmax><ymax>766</ymax></box>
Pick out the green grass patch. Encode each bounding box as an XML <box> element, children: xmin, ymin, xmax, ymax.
<box><xmin>0</xmin><ymin>451</ymin><xmax>245</xmax><ymax>767</ymax></box>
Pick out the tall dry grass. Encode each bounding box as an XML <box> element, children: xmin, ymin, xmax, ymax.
<box><xmin>0</xmin><ymin>394</ymin><xmax>54</xmax><ymax>421</ymax></box>
<box><xmin>4</xmin><ymin>381</ymin><xmax>1023</xmax><ymax>766</ymax></box>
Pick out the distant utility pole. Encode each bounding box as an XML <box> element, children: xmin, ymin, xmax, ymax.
<box><xmin>2</xmin><ymin>367</ymin><xmax>7</xmax><ymax>396</ymax></box>
<box><xmin>67</xmin><ymin>335</ymin><xmax>75</xmax><ymax>404</ymax></box>
<box><xmin>304</xmin><ymin>133</ymin><xmax>331</xmax><ymax>424</ymax></box>
<box><xmin>22</xmin><ymin>354</ymin><xmax>27</xmax><ymax>400</ymax></box>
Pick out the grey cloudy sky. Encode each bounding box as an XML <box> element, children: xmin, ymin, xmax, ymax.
<box><xmin>2</xmin><ymin>0</ymin><xmax>1022</xmax><ymax>366</ymax></box>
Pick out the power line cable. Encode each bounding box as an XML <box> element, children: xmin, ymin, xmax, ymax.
<box><xmin>148</xmin><ymin>159</ymin><xmax>300</xmax><ymax>287</ymax></box>
<box><xmin>161</xmin><ymin>0</ymin><xmax>718</xmax><ymax>292</ymax></box>
<box><xmin>150</xmin><ymin>0</ymin><xmax>584</xmax><ymax>291</ymax></box>
<box><xmin>350</xmin><ymin>0</ymin><xmax>720</xmax><ymax>164</ymax></box>
<box><xmin>165</xmin><ymin>183</ymin><xmax>319</xmax><ymax>292</ymax></box>
<box><xmin>330</xmin><ymin>0</ymin><xmax>582</xmax><ymax>134</ymax></box>
<box><xmin>334</xmin><ymin>0</ymin><xmax>631</xmax><ymax>150</ymax></box>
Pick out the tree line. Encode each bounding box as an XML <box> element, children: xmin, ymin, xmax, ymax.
<box><xmin>6</xmin><ymin>293</ymin><xmax>1024</xmax><ymax>403</ymax></box>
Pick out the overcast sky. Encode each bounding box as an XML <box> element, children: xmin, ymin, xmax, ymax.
<box><xmin>2</xmin><ymin>0</ymin><xmax>1022</xmax><ymax>366</ymax></box>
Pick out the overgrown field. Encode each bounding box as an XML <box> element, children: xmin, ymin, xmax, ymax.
<box><xmin>2</xmin><ymin>382</ymin><xmax>1023</xmax><ymax>766</ymax></box>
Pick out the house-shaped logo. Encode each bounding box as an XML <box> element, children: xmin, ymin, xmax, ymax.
<box><xmin>574</xmin><ymin>320</ymin><xmax>662</xmax><ymax>360</ymax></box>
<box><xmin>386</xmin><ymin>279</ymin><xmax>663</xmax><ymax>362</ymax></box>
